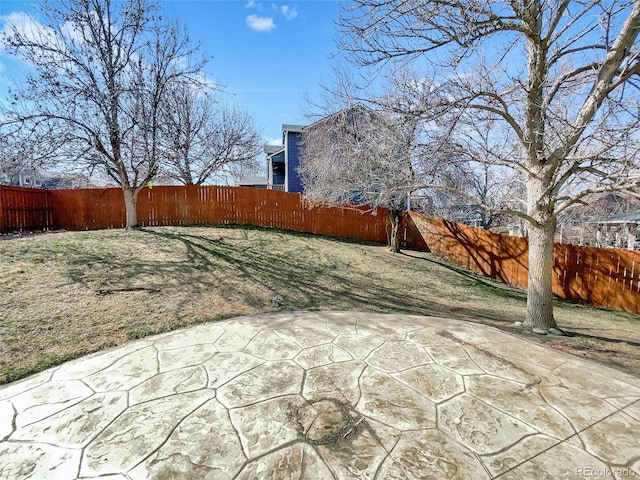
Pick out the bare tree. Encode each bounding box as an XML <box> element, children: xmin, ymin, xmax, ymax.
<box><xmin>414</xmin><ymin>161</ymin><xmax>518</xmax><ymax>229</ymax></box>
<box><xmin>338</xmin><ymin>0</ymin><xmax>640</xmax><ymax>333</ymax></box>
<box><xmin>0</xmin><ymin>121</ymin><xmax>59</xmax><ymax>180</ymax></box>
<box><xmin>411</xmin><ymin>110</ymin><xmax>528</xmax><ymax>230</ymax></box>
<box><xmin>1</xmin><ymin>0</ymin><xmax>207</xmax><ymax>227</ymax></box>
<box><xmin>299</xmin><ymin>103</ymin><xmax>417</xmax><ymax>252</ymax></box>
<box><xmin>159</xmin><ymin>83</ymin><xmax>262</xmax><ymax>185</ymax></box>
<box><xmin>306</xmin><ymin>66</ymin><xmax>519</xmax><ymax>232</ymax></box>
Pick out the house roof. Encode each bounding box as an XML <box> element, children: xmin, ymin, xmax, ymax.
<box><xmin>264</xmin><ymin>144</ymin><xmax>284</xmax><ymax>156</ymax></box>
<box><xmin>282</xmin><ymin>124</ymin><xmax>305</xmax><ymax>133</ymax></box>
<box><xmin>595</xmin><ymin>210</ymin><xmax>640</xmax><ymax>225</ymax></box>
<box><xmin>236</xmin><ymin>176</ymin><xmax>268</xmax><ymax>186</ymax></box>
<box><xmin>266</xmin><ymin>105</ymin><xmax>378</xmax><ymax>151</ymax></box>
<box><xmin>305</xmin><ymin>103</ymin><xmax>379</xmax><ymax>130</ymax></box>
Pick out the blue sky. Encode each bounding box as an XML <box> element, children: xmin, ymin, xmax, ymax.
<box><xmin>0</xmin><ymin>0</ymin><xmax>343</xmax><ymax>147</ymax></box>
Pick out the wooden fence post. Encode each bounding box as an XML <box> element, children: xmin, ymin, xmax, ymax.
<box><xmin>0</xmin><ymin>186</ymin><xmax>5</xmax><ymax>234</ymax></box>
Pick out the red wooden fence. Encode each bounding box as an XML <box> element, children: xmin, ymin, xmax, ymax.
<box><xmin>49</xmin><ymin>185</ymin><xmax>393</xmax><ymax>244</ymax></box>
<box><xmin>0</xmin><ymin>185</ymin><xmax>53</xmax><ymax>233</ymax></box>
<box><xmin>408</xmin><ymin>211</ymin><xmax>640</xmax><ymax>314</ymax></box>
<box><xmin>2</xmin><ymin>185</ymin><xmax>640</xmax><ymax>315</ymax></box>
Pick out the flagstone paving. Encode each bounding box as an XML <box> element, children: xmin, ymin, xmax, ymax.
<box><xmin>1</xmin><ymin>311</ymin><xmax>639</xmax><ymax>479</ymax></box>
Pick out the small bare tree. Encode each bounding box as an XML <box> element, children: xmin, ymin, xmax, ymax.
<box><xmin>339</xmin><ymin>0</ymin><xmax>640</xmax><ymax>333</ymax></box>
<box><xmin>159</xmin><ymin>83</ymin><xmax>262</xmax><ymax>185</ymax></box>
<box><xmin>299</xmin><ymin>104</ymin><xmax>417</xmax><ymax>252</ymax></box>
<box><xmin>1</xmin><ymin>0</ymin><xmax>207</xmax><ymax>227</ymax></box>
<box><xmin>307</xmin><ymin>67</ymin><xmax>518</xmax><ymax>232</ymax></box>
<box><xmin>415</xmin><ymin>161</ymin><xmax>517</xmax><ymax>229</ymax></box>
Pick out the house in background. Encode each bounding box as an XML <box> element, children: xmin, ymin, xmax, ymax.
<box><xmin>265</xmin><ymin>106</ymin><xmax>379</xmax><ymax>194</ymax></box>
<box><xmin>264</xmin><ymin>124</ymin><xmax>305</xmax><ymax>193</ymax></box>
<box><xmin>264</xmin><ymin>103</ymin><xmax>392</xmax><ymax>193</ymax></box>
<box><xmin>235</xmin><ymin>175</ymin><xmax>268</xmax><ymax>189</ymax></box>
<box><xmin>1</xmin><ymin>168</ymin><xmax>94</xmax><ymax>189</ymax></box>
<box><xmin>1</xmin><ymin>169</ymin><xmax>46</xmax><ymax>188</ymax></box>
<box><xmin>264</xmin><ymin>144</ymin><xmax>285</xmax><ymax>191</ymax></box>
<box><xmin>553</xmin><ymin>192</ymin><xmax>640</xmax><ymax>250</ymax></box>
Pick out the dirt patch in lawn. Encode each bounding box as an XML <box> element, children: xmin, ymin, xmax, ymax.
<box><xmin>1</xmin><ymin>225</ymin><xmax>638</xmax><ymax>383</ymax></box>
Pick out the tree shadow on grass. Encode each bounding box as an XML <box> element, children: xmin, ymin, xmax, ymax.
<box><xmin>400</xmin><ymin>250</ymin><xmax>528</xmax><ymax>300</ymax></box>
<box><xmin>5</xmin><ymin>225</ymin><xmax>639</xmax><ymax>383</ymax></box>
<box><xmin>555</xmin><ymin>328</ymin><xmax>640</xmax><ymax>347</ymax></box>
<box><xmin>401</xmin><ymin>249</ymin><xmax>640</xmax><ymax>346</ymax></box>
<box><xmin>136</xmin><ymin>227</ymin><xmax>522</xmax><ymax>326</ymax></box>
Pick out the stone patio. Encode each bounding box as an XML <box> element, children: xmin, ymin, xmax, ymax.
<box><xmin>1</xmin><ymin>311</ymin><xmax>639</xmax><ymax>479</ymax></box>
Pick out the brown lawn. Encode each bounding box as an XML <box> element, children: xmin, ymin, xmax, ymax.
<box><xmin>1</xmin><ymin>225</ymin><xmax>639</xmax><ymax>383</ymax></box>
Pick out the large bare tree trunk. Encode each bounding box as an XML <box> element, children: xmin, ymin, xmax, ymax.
<box><xmin>123</xmin><ymin>187</ymin><xmax>140</xmax><ymax>229</ymax></box>
<box><xmin>524</xmin><ymin>174</ymin><xmax>559</xmax><ymax>333</ymax></box>
<box><xmin>389</xmin><ymin>209</ymin><xmax>402</xmax><ymax>253</ymax></box>
<box><xmin>525</xmin><ymin>221</ymin><xmax>558</xmax><ymax>332</ymax></box>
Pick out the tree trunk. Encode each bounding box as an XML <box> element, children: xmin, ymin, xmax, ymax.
<box><xmin>389</xmin><ymin>209</ymin><xmax>402</xmax><ymax>253</ymax></box>
<box><xmin>525</xmin><ymin>220</ymin><xmax>558</xmax><ymax>332</ymax></box>
<box><xmin>123</xmin><ymin>186</ymin><xmax>140</xmax><ymax>229</ymax></box>
<box><xmin>524</xmin><ymin>173</ymin><xmax>559</xmax><ymax>333</ymax></box>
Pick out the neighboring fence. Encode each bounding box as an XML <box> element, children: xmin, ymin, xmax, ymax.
<box><xmin>50</xmin><ymin>185</ymin><xmax>394</xmax><ymax>244</ymax></box>
<box><xmin>409</xmin><ymin>211</ymin><xmax>640</xmax><ymax>314</ymax></box>
<box><xmin>0</xmin><ymin>185</ymin><xmax>53</xmax><ymax>233</ymax></box>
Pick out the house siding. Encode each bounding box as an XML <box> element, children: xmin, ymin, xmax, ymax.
<box><xmin>271</xmin><ymin>151</ymin><xmax>286</xmax><ymax>186</ymax></box>
<box><xmin>286</xmin><ymin>131</ymin><xmax>303</xmax><ymax>193</ymax></box>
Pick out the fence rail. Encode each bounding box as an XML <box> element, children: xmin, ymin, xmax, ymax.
<box><xmin>2</xmin><ymin>185</ymin><xmax>640</xmax><ymax>315</ymax></box>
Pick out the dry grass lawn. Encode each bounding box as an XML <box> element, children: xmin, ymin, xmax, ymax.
<box><xmin>1</xmin><ymin>225</ymin><xmax>639</xmax><ymax>383</ymax></box>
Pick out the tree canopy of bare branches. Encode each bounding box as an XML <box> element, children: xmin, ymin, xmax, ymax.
<box><xmin>299</xmin><ymin>103</ymin><xmax>417</xmax><ymax>252</ymax></box>
<box><xmin>1</xmin><ymin>0</ymin><xmax>208</xmax><ymax>227</ymax></box>
<box><xmin>159</xmin><ymin>84</ymin><xmax>262</xmax><ymax>185</ymax></box>
<box><xmin>338</xmin><ymin>0</ymin><xmax>640</xmax><ymax>333</ymax></box>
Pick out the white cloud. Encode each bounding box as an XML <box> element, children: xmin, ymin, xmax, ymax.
<box><xmin>246</xmin><ymin>14</ymin><xmax>275</xmax><ymax>32</ymax></box>
<box><xmin>245</xmin><ymin>1</ymin><xmax>263</xmax><ymax>11</ymax></box>
<box><xmin>0</xmin><ymin>11</ymin><xmax>83</xmax><ymax>56</ymax></box>
<box><xmin>1</xmin><ymin>12</ymin><xmax>37</xmax><ymax>33</ymax></box>
<box><xmin>281</xmin><ymin>5</ymin><xmax>298</xmax><ymax>21</ymax></box>
<box><xmin>244</xmin><ymin>3</ymin><xmax>299</xmax><ymax>32</ymax></box>
<box><xmin>0</xmin><ymin>12</ymin><xmax>48</xmax><ymax>51</ymax></box>
<box><xmin>265</xmin><ymin>136</ymin><xmax>283</xmax><ymax>146</ymax></box>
